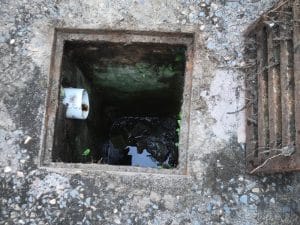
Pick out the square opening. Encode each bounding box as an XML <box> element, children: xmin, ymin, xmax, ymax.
<box><xmin>53</xmin><ymin>41</ymin><xmax>186</xmax><ymax>168</ymax></box>
<box><xmin>42</xmin><ymin>29</ymin><xmax>194</xmax><ymax>174</ymax></box>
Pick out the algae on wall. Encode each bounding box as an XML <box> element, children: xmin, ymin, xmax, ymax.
<box><xmin>71</xmin><ymin>42</ymin><xmax>186</xmax><ymax>114</ymax></box>
<box><xmin>93</xmin><ymin>63</ymin><xmax>176</xmax><ymax>92</ymax></box>
<box><xmin>53</xmin><ymin>41</ymin><xmax>186</xmax><ymax>165</ymax></box>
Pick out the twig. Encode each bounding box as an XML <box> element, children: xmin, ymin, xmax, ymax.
<box><xmin>227</xmin><ymin>101</ymin><xmax>252</xmax><ymax>115</ymax></box>
<box><xmin>246</xmin><ymin>147</ymin><xmax>281</xmax><ymax>159</ymax></box>
<box><xmin>250</xmin><ymin>153</ymin><xmax>283</xmax><ymax>174</ymax></box>
<box><xmin>227</xmin><ymin>107</ymin><xmax>245</xmax><ymax>115</ymax></box>
<box><xmin>268</xmin><ymin>0</ymin><xmax>290</xmax><ymax>13</ymax></box>
<box><xmin>217</xmin><ymin>64</ymin><xmax>256</xmax><ymax>69</ymax></box>
<box><xmin>250</xmin><ymin>145</ymin><xmax>295</xmax><ymax>174</ymax></box>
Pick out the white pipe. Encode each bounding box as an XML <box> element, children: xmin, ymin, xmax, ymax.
<box><xmin>62</xmin><ymin>88</ymin><xmax>90</xmax><ymax>120</ymax></box>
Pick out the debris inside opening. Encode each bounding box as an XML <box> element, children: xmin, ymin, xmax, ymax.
<box><xmin>52</xmin><ymin>41</ymin><xmax>187</xmax><ymax>169</ymax></box>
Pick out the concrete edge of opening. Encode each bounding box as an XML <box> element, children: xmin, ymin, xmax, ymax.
<box><xmin>39</xmin><ymin>27</ymin><xmax>199</xmax><ymax>176</ymax></box>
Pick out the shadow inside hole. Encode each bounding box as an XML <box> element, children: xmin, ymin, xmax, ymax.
<box><xmin>52</xmin><ymin>41</ymin><xmax>187</xmax><ymax>169</ymax></box>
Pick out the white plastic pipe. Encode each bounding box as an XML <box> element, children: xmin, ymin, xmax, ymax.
<box><xmin>62</xmin><ymin>88</ymin><xmax>90</xmax><ymax>120</ymax></box>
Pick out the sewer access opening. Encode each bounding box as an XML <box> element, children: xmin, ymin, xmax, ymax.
<box><xmin>52</xmin><ymin>41</ymin><xmax>187</xmax><ymax>169</ymax></box>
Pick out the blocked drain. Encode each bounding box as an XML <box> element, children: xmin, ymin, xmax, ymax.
<box><xmin>52</xmin><ymin>39</ymin><xmax>186</xmax><ymax>168</ymax></box>
<box><xmin>41</xmin><ymin>29</ymin><xmax>194</xmax><ymax>174</ymax></box>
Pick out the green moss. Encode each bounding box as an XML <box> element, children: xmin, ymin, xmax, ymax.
<box><xmin>93</xmin><ymin>63</ymin><xmax>178</xmax><ymax>92</ymax></box>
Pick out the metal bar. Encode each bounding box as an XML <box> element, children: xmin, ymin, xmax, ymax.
<box><xmin>257</xmin><ymin>28</ymin><xmax>270</xmax><ymax>163</ymax></box>
<box><xmin>267</xmin><ymin>26</ymin><xmax>282</xmax><ymax>152</ymax></box>
<box><xmin>245</xmin><ymin>36</ymin><xmax>259</xmax><ymax>170</ymax></box>
<box><xmin>294</xmin><ymin>0</ymin><xmax>300</xmax><ymax>152</ymax></box>
<box><xmin>280</xmin><ymin>5</ymin><xmax>295</xmax><ymax>147</ymax></box>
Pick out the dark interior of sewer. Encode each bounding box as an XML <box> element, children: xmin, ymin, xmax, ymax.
<box><xmin>52</xmin><ymin>41</ymin><xmax>186</xmax><ymax>168</ymax></box>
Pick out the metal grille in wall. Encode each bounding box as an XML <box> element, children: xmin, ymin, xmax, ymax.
<box><xmin>244</xmin><ymin>0</ymin><xmax>300</xmax><ymax>174</ymax></box>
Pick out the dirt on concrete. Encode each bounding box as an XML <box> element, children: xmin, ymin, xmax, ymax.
<box><xmin>1</xmin><ymin>0</ymin><xmax>300</xmax><ymax>225</ymax></box>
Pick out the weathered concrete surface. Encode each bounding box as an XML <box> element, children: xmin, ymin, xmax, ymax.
<box><xmin>1</xmin><ymin>0</ymin><xmax>300</xmax><ymax>225</ymax></box>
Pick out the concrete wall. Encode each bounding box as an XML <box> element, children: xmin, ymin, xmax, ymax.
<box><xmin>1</xmin><ymin>0</ymin><xmax>300</xmax><ymax>224</ymax></box>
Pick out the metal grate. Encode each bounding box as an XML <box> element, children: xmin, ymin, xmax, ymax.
<box><xmin>244</xmin><ymin>0</ymin><xmax>300</xmax><ymax>174</ymax></box>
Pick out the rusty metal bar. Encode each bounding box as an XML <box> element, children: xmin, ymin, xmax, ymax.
<box><xmin>294</xmin><ymin>0</ymin><xmax>300</xmax><ymax>153</ymax></box>
<box><xmin>257</xmin><ymin>27</ymin><xmax>269</xmax><ymax>163</ymax></box>
<box><xmin>267</xmin><ymin>26</ymin><xmax>282</xmax><ymax>152</ymax></box>
<box><xmin>245</xmin><ymin>37</ymin><xmax>259</xmax><ymax>170</ymax></box>
<box><xmin>280</xmin><ymin>5</ymin><xmax>295</xmax><ymax>147</ymax></box>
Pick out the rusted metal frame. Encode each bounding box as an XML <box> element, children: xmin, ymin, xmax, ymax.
<box><xmin>294</xmin><ymin>0</ymin><xmax>300</xmax><ymax>156</ymax></box>
<box><xmin>280</xmin><ymin>4</ymin><xmax>295</xmax><ymax>149</ymax></box>
<box><xmin>257</xmin><ymin>0</ymin><xmax>300</xmax><ymax>173</ymax></box>
<box><xmin>52</xmin><ymin>103</ymin><xmax>68</xmax><ymax>161</ymax></box>
<box><xmin>257</xmin><ymin>28</ymin><xmax>270</xmax><ymax>164</ymax></box>
<box><xmin>183</xmin><ymin>33</ymin><xmax>196</xmax><ymax>175</ymax></box>
<box><xmin>245</xmin><ymin>0</ymin><xmax>300</xmax><ymax>173</ymax></box>
<box><xmin>41</xmin><ymin>28</ymin><xmax>196</xmax><ymax>176</ymax></box>
<box><xmin>58</xmin><ymin>31</ymin><xmax>194</xmax><ymax>47</ymax></box>
<box><xmin>41</xmin><ymin>30</ymin><xmax>64</xmax><ymax>165</ymax></box>
<box><xmin>267</xmin><ymin>25</ymin><xmax>282</xmax><ymax>155</ymax></box>
<box><xmin>55</xmin><ymin>27</ymin><xmax>195</xmax><ymax>38</ymax></box>
<box><xmin>245</xmin><ymin>36</ymin><xmax>259</xmax><ymax>171</ymax></box>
